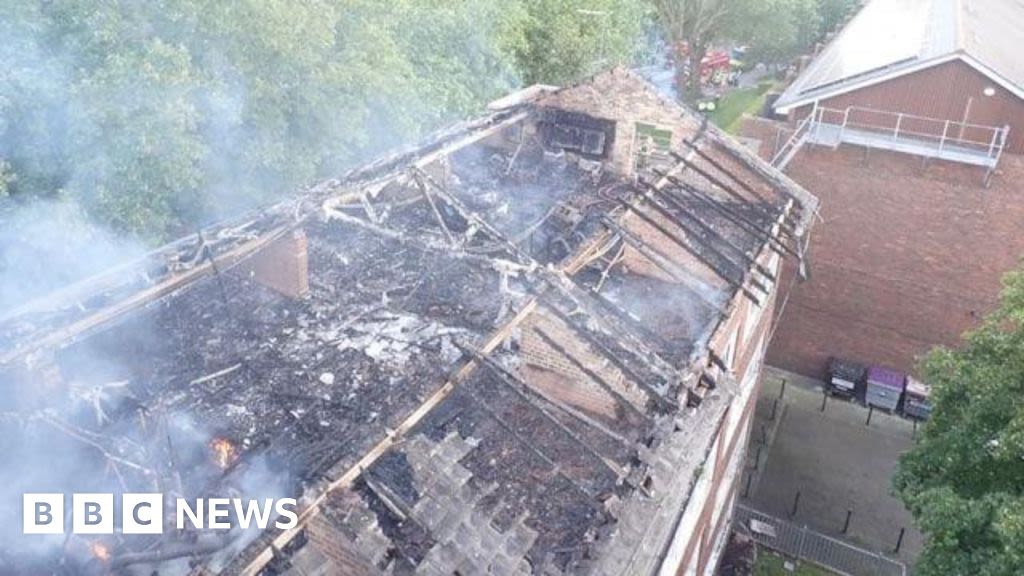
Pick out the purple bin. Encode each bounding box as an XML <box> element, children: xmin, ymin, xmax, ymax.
<box><xmin>865</xmin><ymin>366</ymin><xmax>905</xmax><ymax>411</ymax></box>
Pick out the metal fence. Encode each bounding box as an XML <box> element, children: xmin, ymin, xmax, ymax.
<box><xmin>734</xmin><ymin>504</ymin><xmax>907</xmax><ymax>576</ymax></box>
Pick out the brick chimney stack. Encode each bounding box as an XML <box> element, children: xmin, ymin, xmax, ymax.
<box><xmin>243</xmin><ymin>229</ymin><xmax>310</xmax><ymax>298</ymax></box>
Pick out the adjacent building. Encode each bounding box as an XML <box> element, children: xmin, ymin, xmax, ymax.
<box><xmin>756</xmin><ymin>0</ymin><xmax>1024</xmax><ymax>379</ymax></box>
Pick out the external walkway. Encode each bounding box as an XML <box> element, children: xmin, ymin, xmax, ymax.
<box><xmin>772</xmin><ymin>105</ymin><xmax>1009</xmax><ymax>185</ymax></box>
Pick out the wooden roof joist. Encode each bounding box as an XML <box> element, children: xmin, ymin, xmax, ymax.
<box><xmin>411</xmin><ymin>167</ymin><xmax>532</xmax><ymax>266</ymax></box>
<box><xmin>679</xmin><ymin>139</ymin><xmax>778</xmax><ymax>206</ymax></box>
<box><xmin>650</xmin><ymin>170</ymin><xmax>799</xmax><ymax>260</ymax></box>
<box><xmin>545</xmin><ymin>274</ymin><xmax>692</xmax><ymax>381</ymax></box>
<box><xmin>322</xmin><ymin>202</ymin><xmax>530</xmax><ymax>274</ymax></box>
<box><xmin>538</xmin><ymin>296</ymin><xmax>678</xmax><ymax>411</ymax></box>
<box><xmin>467</xmin><ymin>347</ymin><xmax>632</xmax><ymax>468</ymax></box>
<box><xmin>531</xmin><ymin>326</ymin><xmax>651</xmax><ymax>424</ymax></box>
<box><xmin>669</xmin><ymin>150</ymin><xmax>796</xmax><ymax>240</ymax></box>
<box><xmin>619</xmin><ymin>195</ymin><xmax>772</xmax><ymax>297</ymax></box>
<box><xmin>600</xmin><ymin>216</ymin><xmax>736</xmax><ymax>308</ymax></box>
<box><xmin>639</xmin><ymin>182</ymin><xmax>776</xmax><ymax>281</ymax></box>
<box><xmin>459</xmin><ymin>378</ymin><xmax>598</xmax><ymax>499</ymax></box>
<box><xmin>612</xmin><ymin>203</ymin><xmax>763</xmax><ymax>306</ymax></box>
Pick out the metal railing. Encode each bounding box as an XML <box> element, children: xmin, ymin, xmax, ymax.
<box><xmin>808</xmin><ymin>104</ymin><xmax>1010</xmax><ymax>166</ymax></box>
<box><xmin>734</xmin><ymin>504</ymin><xmax>907</xmax><ymax>576</ymax></box>
<box><xmin>771</xmin><ymin>113</ymin><xmax>815</xmax><ymax>169</ymax></box>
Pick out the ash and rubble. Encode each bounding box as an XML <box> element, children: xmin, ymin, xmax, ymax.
<box><xmin>0</xmin><ymin>70</ymin><xmax>816</xmax><ymax>576</ymax></box>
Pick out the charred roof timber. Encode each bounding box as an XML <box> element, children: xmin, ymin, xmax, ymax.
<box><xmin>0</xmin><ymin>69</ymin><xmax>817</xmax><ymax>576</ymax></box>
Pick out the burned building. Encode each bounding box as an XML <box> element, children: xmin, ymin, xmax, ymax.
<box><xmin>0</xmin><ymin>70</ymin><xmax>817</xmax><ymax>576</ymax></box>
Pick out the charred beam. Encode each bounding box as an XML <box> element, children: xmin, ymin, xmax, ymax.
<box><xmin>708</xmin><ymin>350</ymin><xmax>729</xmax><ymax>373</ymax></box>
<box><xmin>641</xmin><ymin>182</ymin><xmax>775</xmax><ymax>280</ymax></box>
<box><xmin>600</xmin><ymin>216</ymin><xmax>732</xmax><ymax>309</ymax></box>
<box><xmin>680</xmin><ymin>139</ymin><xmax>773</xmax><ymax>205</ymax></box>
<box><xmin>463</xmin><ymin>380</ymin><xmax>598</xmax><ymax>498</ymax></box>
<box><xmin>414</xmin><ymin>178</ymin><xmax>457</xmax><ymax>245</ymax></box>
<box><xmin>670</xmin><ymin>149</ymin><xmax>799</xmax><ymax>242</ymax></box>
<box><xmin>699</xmin><ymin>373</ymin><xmax>718</xmax><ymax>390</ymax></box>
<box><xmin>323</xmin><ymin>204</ymin><xmax>529</xmax><ymax>273</ymax></box>
<box><xmin>670</xmin><ymin>150</ymin><xmax>774</xmax><ymax>215</ymax></box>
<box><xmin>539</xmin><ymin>299</ymin><xmax>678</xmax><ymax>412</ymax></box>
<box><xmin>634</xmin><ymin>194</ymin><xmax>772</xmax><ymax>296</ymax></box>
<box><xmin>470</xmin><ymin>347</ymin><xmax>633</xmax><ymax>455</ymax></box>
<box><xmin>652</xmin><ymin>170</ymin><xmax>799</xmax><ymax>260</ymax></box>
<box><xmin>615</xmin><ymin>202</ymin><xmax>762</xmax><ymax>305</ymax></box>
<box><xmin>412</xmin><ymin>168</ymin><xmax>531</xmax><ymax>265</ymax></box>
<box><xmin>362</xmin><ymin>469</ymin><xmax>414</xmax><ymax>521</ymax></box>
<box><xmin>544</xmin><ymin>273</ymin><xmax>689</xmax><ymax>389</ymax></box>
<box><xmin>532</xmin><ymin>326</ymin><xmax>650</xmax><ymax>423</ymax></box>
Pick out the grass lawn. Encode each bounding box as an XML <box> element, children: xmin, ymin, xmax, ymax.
<box><xmin>709</xmin><ymin>81</ymin><xmax>775</xmax><ymax>134</ymax></box>
<box><xmin>754</xmin><ymin>550</ymin><xmax>837</xmax><ymax>576</ymax></box>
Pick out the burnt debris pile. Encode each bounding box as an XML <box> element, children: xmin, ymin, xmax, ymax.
<box><xmin>0</xmin><ymin>70</ymin><xmax>816</xmax><ymax>576</ymax></box>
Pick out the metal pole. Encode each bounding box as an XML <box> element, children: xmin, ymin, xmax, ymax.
<box><xmin>894</xmin><ymin>527</ymin><xmax>906</xmax><ymax>554</ymax></box>
<box><xmin>754</xmin><ymin>445</ymin><xmax>763</xmax><ymax>470</ymax></box>
<box><xmin>843</xmin><ymin>509</ymin><xmax>852</xmax><ymax>534</ymax></box>
<box><xmin>821</xmin><ymin>392</ymin><xmax>828</xmax><ymax>412</ymax></box>
<box><xmin>779</xmin><ymin>379</ymin><xmax>787</xmax><ymax>399</ymax></box>
<box><xmin>770</xmin><ymin>398</ymin><xmax>778</xmax><ymax>421</ymax></box>
<box><xmin>761</xmin><ymin>424</ymin><xmax>768</xmax><ymax>445</ymax></box>
<box><xmin>866</xmin><ymin>405</ymin><xmax>874</xmax><ymax>426</ymax></box>
<box><xmin>743</xmin><ymin>473</ymin><xmax>753</xmax><ymax>498</ymax></box>
<box><xmin>790</xmin><ymin>490</ymin><xmax>801</xmax><ymax>518</ymax></box>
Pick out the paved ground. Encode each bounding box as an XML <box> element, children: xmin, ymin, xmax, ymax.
<box><xmin>740</xmin><ymin>366</ymin><xmax>923</xmax><ymax>569</ymax></box>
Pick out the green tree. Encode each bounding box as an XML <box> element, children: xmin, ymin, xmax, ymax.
<box><xmin>816</xmin><ymin>0</ymin><xmax>858</xmax><ymax>37</ymax></box>
<box><xmin>894</xmin><ymin>268</ymin><xmax>1024</xmax><ymax>576</ymax></box>
<box><xmin>651</xmin><ymin>0</ymin><xmax>756</xmax><ymax>100</ymax></box>
<box><xmin>0</xmin><ymin>0</ymin><xmax>534</xmax><ymax>240</ymax></box>
<box><xmin>740</xmin><ymin>0</ymin><xmax>821</xmax><ymax>65</ymax></box>
<box><xmin>515</xmin><ymin>0</ymin><xmax>646</xmax><ymax>85</ymax></box>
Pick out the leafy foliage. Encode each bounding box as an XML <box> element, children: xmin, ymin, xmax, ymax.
<box><xmin>514</xmin><ymin>0</ymin><xmax>646</xmax><ymax>85</ymax></box>
<box><xmin>895</xmin><ymin>269</ymin><xmax>1024</xmax><ymax>576</ymax></box>
<box><xmin>651</xmin><ymin>0</ymin><xmax>859</xmax><ymax>98</ymax></box>
<box><xmin>1</xmin><ymin>0</ymin><xmax>643</xmax><ymax>241</ymax></box>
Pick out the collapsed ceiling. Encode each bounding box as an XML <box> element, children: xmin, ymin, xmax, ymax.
<box><xmin>0</xmin><ymin>70</ymin><xmax>816</xmax><ymax>576</ymax></box>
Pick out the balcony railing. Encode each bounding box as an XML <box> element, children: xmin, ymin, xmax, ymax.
<box><xmin>773</xmin><ymin>103</ymin><xmax>1010</xmax><ymax>185</ymax></box>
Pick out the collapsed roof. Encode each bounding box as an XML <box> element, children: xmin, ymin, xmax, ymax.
<box><xmin>775</xmin><ymin>0</ymin><xmax>1024</xmax><ymax>112</ymax></box>
<box><xmin>0</xmin><ymin>69</ymin><xmax>817</xmax><ymax>576</ymax></box>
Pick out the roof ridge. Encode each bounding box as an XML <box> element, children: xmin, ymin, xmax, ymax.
<box><xmin>954</xmin><ymin>0</ymin><xmax>966</xmax><ymax>51</ymax></box>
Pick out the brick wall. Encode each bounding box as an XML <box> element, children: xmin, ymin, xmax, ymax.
<box><xmin>307</xmin><ymin>515</ymin><xmax>378</xmax><ymax>575</ymax></box>
<box><xmin>236</xmin><ymin>229</ymin><xmax>310</xmax><ymax>299</ymax></box>
<box><xmin>763</xmin><ymin>148</ymin><xmax>1024</xmax><ymax>378</ymax></box>
<box><xmin>790</xmin><ymin>60</ymin><xmax>1024</xmax><ymax>154</ymax></box>
<box><xmin>519</xmin><ymin>312</ymin><xmax>649</xmax><ymax>420</ymax></box>
<box><xmin>537</xmin><ymin>69</ymin><xmax>701</xmax><ymax>177</ymax></box>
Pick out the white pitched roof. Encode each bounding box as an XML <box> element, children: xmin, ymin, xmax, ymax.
<box><xmin>775</xmin><ymin>0</ymin><xmax>1024</xmax><ymax>112</ymax></box>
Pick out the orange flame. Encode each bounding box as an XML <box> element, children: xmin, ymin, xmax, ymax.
<box><xmin>210</xmin><ymin>437</ymin><xmax>237</xmax><ymax>469</ymax></box>
<box><xmin>90</xmin><ymin>541</ymin><xmax>111</xmax><ymax>562</ymax></box>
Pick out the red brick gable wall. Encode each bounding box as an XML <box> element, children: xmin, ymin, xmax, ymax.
<box><xmin>792</xmin><ymin>59</ymin><xmax>1024</xmax><ymax>154</ymax></box>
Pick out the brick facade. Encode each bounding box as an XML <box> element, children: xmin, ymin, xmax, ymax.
<box><xmin>762</xmin><ymin>146</ymin><xmax>1024</xmax><ymax>378</ymax></box>
<box><xmin>789</xmin><ymin>60</ymin><xmax>1024</xmax><ymax>155</ymax></box>
<box><xmin>237</xmin><ymin>229</ymin><xmax>310</xmax><ymax>299</ymax></box>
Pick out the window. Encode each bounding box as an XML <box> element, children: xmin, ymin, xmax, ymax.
<box><xmin>634</xmin><ymin>122</ymin><xmax>673</xmax><ymax>172</ymax></box>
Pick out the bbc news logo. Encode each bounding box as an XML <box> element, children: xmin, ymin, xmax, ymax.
<box><xmin>23</xmin><ymin>494</ymin><xmax>299</xmax><ymax>534</ymax></box>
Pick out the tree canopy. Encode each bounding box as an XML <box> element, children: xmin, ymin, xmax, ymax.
<box><xmin>895</xmin><ymin>268</ymin><xmax>1024</xmax><ymax>576</ymax></box>
<box><xmin>651</xmin><ymin>0</ymin><xmax>857</xmax><ymax>98</ymax></box>
<box><xmin>0</xmin><ymin>0</ymin><xmax>644</xmax><ymax>241</ymax></box>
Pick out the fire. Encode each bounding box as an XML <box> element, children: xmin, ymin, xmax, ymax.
<box><xmin>210</xmin><ymin>437</ymin><xmax>237</xmax><ymax>469</ymax></box>
<box><xmin>90</xmin><ymin>541</ymin><xmax>111</xmax><ymax>562</ymax></box>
